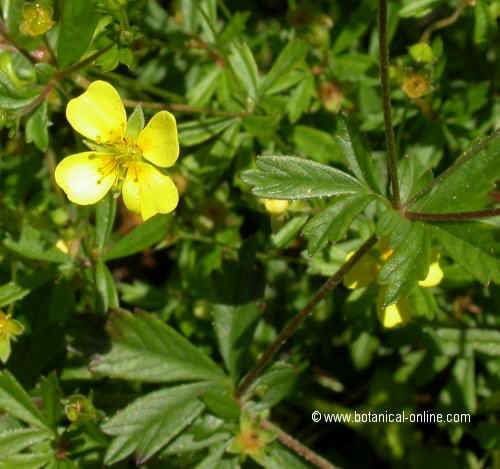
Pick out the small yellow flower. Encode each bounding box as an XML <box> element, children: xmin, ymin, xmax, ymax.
<box><xmin>55</xmin><ymin>81</ymin><xmax>179</xmax><ymax>221</ymax></box>
<box><xmin>418</xmin><ymin>257</ymin><xmax>443</xmax><ymax>287</ymax></box>
<box><xmin>0</xmin><ymin>310</ymin><xmax>24</xmax><ymax>363</ymax></box>
<box><xmin>343</xmin><ymin>250</ymin><xmax>380</xmax><ymax>289</ymax></box>
<box><xmin>262</xmin><ymin>198</ymin><xmax>289</xmax><ymax>215</ymax></box>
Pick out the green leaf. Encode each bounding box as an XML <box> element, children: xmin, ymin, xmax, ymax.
<box><xmin>429</xmin><ymin>222</ymin><xmax>500</xmax><ymax>285</ymax></box>
<box><xmin>25</xmin><ymin>101</ymin><xmax>49</xmax><ymax>151</ymax></box>
<box><xmin>377</xmin><ymin>209</ymin><xmax>431</xmax><ymax>307</ymax></box>
<box><xmin>473</xmin><ymin>423</ymin><xmax>500</xmax><ymax>450</ymax></box>
<box><xmin>302</xmin><ymin>194</ymin><xmax>375</xmax><ymax>255</ymax></box>
<box><xmin>193</xmin><ymin>442</ymin><xmax>228</xmax><ymax>469</ymax></box>
<box><xmin>0</xmin><ymin>371</ymin><xmax>50</xmax><ymax>431</ymax></box>
<box><xmin>0</xmin><ymin>282</ymin><xmax>30</xmax><ymax>308</ymax></box>
<box><xmin>102</xmin><ymin>383</ymin><xmax>209</xmax><ymax>465</ymax></box>
<box><xmin>474</xmin><ymin>0</ymin><xmax>491</xmax><ymax>45</ymax></box>
<box><xmin>411</xmin><ymin>132</ymin><xmax>500</xmax><ymax>213</ymax></box>
<box><xmin>95</xmin><ymin>260</ymin><xmax>119</xmax><ymax>314</ymax></box>
<box><xmin>57</xmin><ymin>0</ymin><xmax>99</xmax><ymax>68</ymax></box>
<box><xmin>267</xmin><ymin>445</ymin><xmax>312</xmax><ymax>469</ymax></box>
<box><xmin>0</xmin><ymin>452</ymin><xmax>53</xmax><ymax>469</ymax></box>
<box><xmin>287</xmin><ymin>73</ymin><xmax>314</xmax><ymax>123</ymax></box>
<box><xmin>39</xmin><ymin>374</ymin><xmax>63</xmax><ymax>430</ymax></box>
<box><xmin>293</xmin><ymin>126</ymin><xmax>344</xmax><ymax>164</ymax></box>
<box><xmin>228</xmin><ymin>42</ymin><xmax>259</xmax><ymax>100</ymax></box>
<box><xmin>90</xmin><ymin>310</ymin><xmax>225</xmax><ymax>383</ymax></box>
<box><xmin>399</xmin><ymin>0</ymin><xmax>440</xmax><ymax>18</ymax></box>
<box><xmin>0</xmin><ymin>428</ymin><xmax>52</xmax><ymax>458</ymax></box>
<box><xmin>245</xmin><ymin>362</ymin><xmax>300</xmax><ymax>410</ymax></box>
<box><xmin>4</xmin><ymin>224</ymin><xmax>69</xmax><ymax>264</ymax></box>
<box><xmin>335</xmin><ymin>115</ymin><xmax>381</xmax><ymax>193</ymax></box>
<box><xmin>423</xmin><ymin>327</ymin><xmax>500</xmax><ymax>357</ymax></box>
<box><xmin>212</xmin><ymin>303</ymin><xmax>261</xmax><ymax>382</ymax></box>
<box><xmin>241</xmin><ymin>156</ymin><xmax>367</xmax><ymax>200</ymax></box>
<box><xmin>103</xmin><ymin>215</ymin><xmax>172</xmax><ymax>261</ymax></box>
<box><xmin>179</xmin><ymin>117</ymin><xmax>238</xmax><ymax>147</ymax></box>
<box><xmin>271</xmin><ymin>215</ymin><xmax>309</xmax><ymax>248</ymax></box>
<box><xmin>260</xmin><ymin>39</ymin><xmax>308</xmax><ymax>95</ymax></box>
<box><xmin>187</xmin><ymin>65</ymin><xmax>221</xmax><ymax>106</ymax></box>
<box><xmin>439</xmin><ymin>355</ymin><xmax>476</xmax><ymax>413</ymax></box>
<box><xmin>126</xmin><ymin>105</ymin><xmax>145</xmax><ymax>140</ymax></box>
<box><xmin>95</xmin><ymin>194</ymin><xmax>117</xmax><ymax>252</ymax></box>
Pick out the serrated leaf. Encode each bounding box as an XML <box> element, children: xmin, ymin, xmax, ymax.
<box><xmin>57</xmin><ymin>0</ymin><xmax>99</xmax><ymax>68</ymax></box>
<box><xmin>410</xmin><ymin>132</ymin><xmax>500</xmax><ymax>213</ymax></box>
<box><xmin>241</xmin><ymin>155</ymin><xmax>367</xmax><ymax>200</ymax></box>
<box><xmin>103</xmin><ymin>215</ymin><xmax>171</xmax><ymax>261</ymax></box>
<box><xmin>335</xmin><ymin>115</ymin><xmax>381</xmax><ymax>193</ymax></box>
<box><xmin>90</xmin><ymin>310</ymin><xmax>225</xmax><ymax>383</ymax></box>
<box><xmin>260</xmin><ymin>39</ymin><xmax>308</xmax><ymax>95</ymax></box>
<box><xmin>377</xmin><ymin>210</ymin><xmax>431</xmax><ymax>307</ymax></box>
<box><xmin>0</xmin><ymin>452</ymin><xmax>53</xmax><ymax>469</ymax></box>
<box><xmin>429</xmin><ymin>222</ymin><xmax>500</xmax><ymax>285</ymax></box>
<box><xmin>0</xmin><ymin>371</ymin><xmax>50</xmax><ymax>431</ymax></box>
<box><xmin>228</xmin><ymin>42</ymin><xmax>259</xmax><ymax>100</ymax></box>
<box><xmin>287</xmin><ymin>73</ymin><xmax>314</xmax><ymax>123</ymax></box>
<box><xmin>303</xmin><ymin>194</ymin><xmax>375</xmax><ymax>255</ymax></box>
<box><xmin>179</xmin><ymin>117</ymin><xmax>238</xmax><ymax>147</ymax></box>
<box><xmin>187</xmin><ymin>65</ymin><xmax>221</xmax><ymax>106</ymax></box>
<box><xmin>212</xmin><ymin>303</ymin><xmax>261</xmax><ymax>382</ymax></box>
<box><xmin>194</xmin><ymin>441</ymin><xmax>228</xmax><ymax>469</ymax></box>
<box><xmin>102</xmin><ymin>383</ymin><xmax>209</xmax><ymax>464</ymax></box>
<box><xmin>0</xmin><ymin>428</ymin><xmax>52</xmax><ymax>458</ymax></box>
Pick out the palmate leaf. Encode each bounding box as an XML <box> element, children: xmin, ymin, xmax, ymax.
<box><xmin>429</xmin><ymin>221</ymin><xmax>500</xmax><ymax>285</ymax></box>
<box><xmin>102</xmin><ymin>382</ymin><xmax>209</xmax><ymax>465</ymax></box>
<box><xmin>241</xmin><ymin>155</ymin><xmax>367</xmax><ymax>200</ymax></box>
<box><xmin>90</xmin><ymin>310</ymin><xmax>225</xmax><ymax>383</ymax></box>
<box><xmin>377</xmin><ymin>209</ymin><xmax>431</xmax><ymax>307</ymax></box>
<box><xmin>302</xmin><ymin>194</ymin><xmax>376</xmax><ymax>255</ymax></box>
<box><xmin>410</xmin><ymin>131</ymin><xmax>500</xmax><ymax>213</ymax></box>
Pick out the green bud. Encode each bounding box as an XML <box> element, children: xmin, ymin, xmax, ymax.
<box><xmin>20</xmin><ymin>2</ymin><xmax>55</xmax><ymax>37</ymax></box>
<box><xmin>408</xmin><ymin>42</ymin><xmax>435</xmax><ymax>64</ymax></box>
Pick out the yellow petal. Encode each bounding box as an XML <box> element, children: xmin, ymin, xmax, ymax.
<box><xmin>381</xmin><ymin>304</ymin><xmax>404</xmax><ymax>328</ymax></box>
<box><xmin>343</xmin><ymin>251</ymin><xmax>379</xmax><ymax>289</ymax></box>
<box><xmin>263</xmin><ymin>199</ymin><xmax>289</xmax><ymax>215</ymax></box>
<box><xmin>66</xmin><ymin>80</ymin><xmax>126</xmax><ymax>143</ymax></box>
<box><xmin>6</xmin><ymin>318</ymin><xmax>24</xmax><ymax>337</ymax></box>
<box><xmin>55</xmin><ymin>152</ymin><xmax>117</xmax><ymax>205</ymax></box>
<box><xmin>122</xmin><ymin>164</ymin><xmax>141</xmax><ymax>215</ymax></box>
<box><xmin>124</xmin><ymin>162</ymin><xmax>179</xmax><ymax>221</ymax></box>
<box><xmin>418</xmin><ymin>260</ymin><xmax>443</xmax><ymax>287</ymax></box>
<box><xmin>137</xmin><ymin>111</ymin><xmax>179</xmax><ymax>167</ymax></box>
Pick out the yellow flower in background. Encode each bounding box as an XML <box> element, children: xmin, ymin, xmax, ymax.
<box><xmin>262</xmin><ymin>198</ymin><xmax>289</xmax><ymax>215</ymax></box>
<box><xmin>55</xmin><ymin>81</ymin><xmax>179</xmax><ymax>221</ymax></box>
<box><xmin>0</xmin><ymin>310</ymin><xmax>24</xmax><ymax>363</ymax></box>
<box><xmin>343</xmin><ymin>250</ymin><xmax>380</xmax><ymax>289</ymax></box>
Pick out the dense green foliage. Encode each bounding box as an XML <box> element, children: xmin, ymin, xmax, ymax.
<box><xmin>0</xmin><ymin>0</ymin><xmax>499</xmax><ymax>468</ymax></box>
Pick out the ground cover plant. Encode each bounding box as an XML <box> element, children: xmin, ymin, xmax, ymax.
<box><xmin>0</xmin><ymin>0</ymin><xmax>499</xmax><ymax>468</ymax></box>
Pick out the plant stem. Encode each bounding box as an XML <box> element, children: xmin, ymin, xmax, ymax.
<box><xmin>0</xmin><ymin>19</ymin><xmax>37</xmax><ymax>64</ymax></box>
<box><xmin>235</xmin><ymin>235</ymin><xmax>377</xmax><ymax>399</ymax></box>
<box><xmin>420</xmin><ymin>1</ymin><xmax>467</xmax><ymax>43</ymax></box>
<box><xmin>378</xmin><ymin>0</ymin><xmax>401</xmax><ymax>209</ymax></box>
<box><xmin>259</xmin><ymin>418</ymin><xmax>340</xmax><ymax>469</ymax></box>
<box><xmin>405</xmin><ymin>209</ymin><xmax>500</xmax><ymax>221</ymax></box>
<box><xmin>406</xmin><ymin>129</ymin><xmax>500</xmax><ymax>207</ymax></box>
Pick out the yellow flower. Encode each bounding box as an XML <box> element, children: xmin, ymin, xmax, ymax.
<box><xmin>418</xmin><ymin>257</ymin><xmax>443</xmax><ymax>287</ymax></box>
<box><xmin>262</xmin><ymin>198</ymin><xmax>289</xmax><ymax>215</ymax></box>
<box><xmin>343</xmin><ymin>250</ymin><xmax>379</xmax><ymax>289</ymax></box>
<box><xmin>0</xmin><ymin>310</ymin><xmax>24</xmax><ymax>363</ymax></box>
<box><xmin>55</xmin><ymin>81</ymin><xmax>179</xmax><ymax>221</ymax></box>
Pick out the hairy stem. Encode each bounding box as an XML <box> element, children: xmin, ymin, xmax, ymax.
<box><xmin>378</xmin><ymin>0</ymin><xmax>401</xmax><ymax>209</ymax></box>
<box><xmin>235</xmin><ymin>235</ymin><xmax>378</xmax><ymax>399</ymax></box>
<box><xmin>260</xmin><ymin>418</ymin><xmax>341</xmax><ymax>469</ymax></box>
<box><xmin>405</xmin><ymin>209</ymin><xmax>500</xmax><ymax>221</ymax></box>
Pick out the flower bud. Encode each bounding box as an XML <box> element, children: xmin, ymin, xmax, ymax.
<box><xmin>20</xmin><ymin>2</ymin><xmax>55</xmax><ymax>37</ymax></box>
<box><xmin>402</xmin><ymin>71</ymin><xmax>431</xmax><ymax>99</ymax></box>
<box><xmin>408</xmin><ymin>42</ymin><xmax>435</xmax><ymax>64</ymax></box>
<box><xmin>64</xmin><ymin>394</ymin><xmax>99</xmax><ymax>423</ymax></box>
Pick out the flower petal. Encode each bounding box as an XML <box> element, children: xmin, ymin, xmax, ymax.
<box><xmin>418</xmin><ymin>260</ymin><xmax>443</xmax><ymax>287</ymax></box>
<box><xmin>66</xmin><ymin>81</ymin><xmax>126</xmax><ymax>143</ymax></box>
<box><xmin>55</xmin><ymin>152</ymin><xmax>117</xmax><ymax>205</ymax></box>
<box><xmin>137</xmin><ymin>111</ymin><xmax>179</xmax><ymax>167</ymax></box>
<box><xmin>124</xmin><ymin>162</ymin><xmax>178</xmax><ymax>221</ymax></box>
<box><xmin>122</xmin><ymin>164</ymin><xmax>141</xmax><ymax>215</ymax></box>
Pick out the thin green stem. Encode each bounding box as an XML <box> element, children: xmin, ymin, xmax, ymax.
<box><xmin>405</xmin><ymin>208</ymin><xmax>500</xmax><ymax>221</ymax></box>
<box><xmin>405</xmin><ymin>129</ymin><xmax>500</xmax><ymax>207</ymax></box>
<box><xmin>235</xmin><ymin>234</ymin><xmax>378</xmax><ymax>399</ymax></box>
<box><xmin>378</xmin><ymin>0</ymin><xmax>401</xmax><ymax>209</ymax></box>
